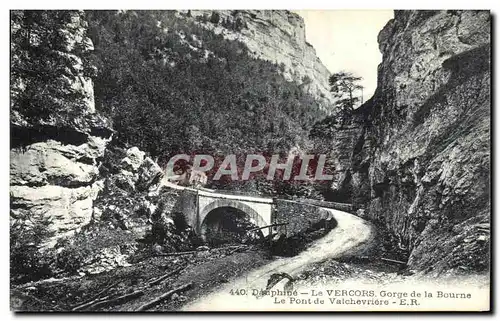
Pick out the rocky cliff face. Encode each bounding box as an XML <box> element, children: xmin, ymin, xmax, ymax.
<box><xmin>326</xmin><ymin>10</ymin><xmax>490</xmax><ymax>274</ymax></box>
<box><xmin>10</xmin><ymin>12</ymin><xmax>113</xmax><ymax>246</ymax></box>
<box><xmin>183</xmin><ymin>10</ymin><xmax>334</xmax><ymax>110</ymax></box>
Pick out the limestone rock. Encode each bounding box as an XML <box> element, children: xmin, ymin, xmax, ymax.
<box><xmin>120</xmin><ymin>147</ymin><xmax>146</xmax><ymax>172</ymax></box>
<box><xmin>322</xmin><ymin>10</ymin><xmax>490</xmax><ymax>274</ymax></box>
<box><xmin>136</xmin><ymin>157</ymin><xmax>163</xmax><ymax>191</ymax></box>
<box><xmin>10</xmin><ymin>11</ymin><xmax>113</xmax><ymax>247</ymax></box>
<box><xmin>79</xmin><ymin>245</ymin><xmax>135</xmax><ymax>275</ymax></box>
<box><xmin>10</xmin><ymin>140</ymin><xmax>102</xmax><ymax>187</ymax></box>
<box><xmin>182</xmin><ymin>10</ymin><xmax>334</xmax><ymax>111</ymax></box>
<box><xmin>10</xmin><ymin>185</ymin><xmax>97</xmax><ymax>237</ymax></box>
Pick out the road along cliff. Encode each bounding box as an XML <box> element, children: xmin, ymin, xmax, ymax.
<box><xmin>183</xmin><ymin>208</ymin><xmax>374</xmax><ymax>311</ymax></box>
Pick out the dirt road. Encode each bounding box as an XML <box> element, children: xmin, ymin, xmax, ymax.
<box><xmin>183</xmin><ymin>208</ymin><xmax>374</xmax><ymax>311</ymax></box>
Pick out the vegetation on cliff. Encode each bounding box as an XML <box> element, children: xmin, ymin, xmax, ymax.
<box><xmin>86</xmin><ymin>10</ymin><xmax>325</xmax><ymax>161</ymax></box>
<box><xmin>10</xmin><ymin>10</ymin><xmax>94</xmax><ymax>125</ymax></box>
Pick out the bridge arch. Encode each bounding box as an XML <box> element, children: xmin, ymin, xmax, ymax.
<box><xmin>198</xmin><ymin>199</ymin><xmax>268</xmax><ymax>242</ymax></box>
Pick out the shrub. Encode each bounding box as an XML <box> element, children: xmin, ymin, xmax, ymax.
<box><xmin>10</xmin><ymin>10</ymin><xmax>94</xmax><ymax>125</ymax></box>
<box><xmin>210</xmin><ymin>12</ymin><xmax>221</xmax><ymax>24</ymax></box>
<box><xmin>10</xmin><ymin>217</ymin><xmax>56</xmax><ymax>284</ymax></box>
<box><xmin>54</xmin><ymin>224</ymin><xmax>137</xmax><ymax>275</ymax></box>
<box><xmin>54</xmin><ymin>244</ymin><xmax>92</xmax><ymax>274</ymax></box>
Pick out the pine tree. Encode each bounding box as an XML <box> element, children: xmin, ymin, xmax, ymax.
<box><xmin>329</xmin><ymin>71</ymin><xmax>364</xmax><ymax>112</ymax></box>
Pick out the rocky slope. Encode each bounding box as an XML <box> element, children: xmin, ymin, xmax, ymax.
<box><xmin>10</xmin><ymin>10</ymin><xmax>332</xmax><ymax>273</ymax></box>
<box><xmin>182</xmin><ymin>10</ymin><xmax>334</xmax><ymax>110</ymax></box>
<box><xmin>10</xmin><ymin>12</ymin><xmax>113</xmax><ymax>246</ymax></box>
<box><xmin>323</xmin><ymin>10</ymin><xmax>490</xmax><ymax>274</ymax></box>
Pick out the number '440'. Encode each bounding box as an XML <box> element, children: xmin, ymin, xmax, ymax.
<box><xmin>230</xmin><ymin>289</ymin><xmax>247</xmax><ymax>296</ymax></box>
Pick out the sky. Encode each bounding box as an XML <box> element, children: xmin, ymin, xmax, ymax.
<box><xmin>295</xmin><ymin>10</ymin><xmax>394</xmax><ymax>103</ymax></box>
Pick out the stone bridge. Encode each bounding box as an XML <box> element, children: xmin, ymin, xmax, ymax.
<box><xmin>172</xmin><ymin>186</ymin><xmax>353</xmax><ymax>242</ymax></box>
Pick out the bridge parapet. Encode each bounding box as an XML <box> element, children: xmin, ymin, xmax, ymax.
<box><xmin>294</xmin><ymin>199</ymin><xmax>353</xmax><ymax>213</ymax></box>
<box><xmin>197</xmin><ymin>189</ymin><xmax>273</xmax><ymax>204</ymax></box>
<box><xmin>274</xmin><ymin>199</ymin><xmax>337</xmax><ymax>238</ymax></box>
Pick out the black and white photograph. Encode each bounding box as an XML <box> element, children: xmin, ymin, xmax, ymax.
<box><xmin>8</xmin><ymin>7</ymin><xmax>491</xmax><ymax>312</ymax></box>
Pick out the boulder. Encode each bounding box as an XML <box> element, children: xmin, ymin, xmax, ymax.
<box><xmin>136</xmin><ymin>157</ymin><xmax>164</xmax><ymax>191</ymax></box>
<box><xmin>120</xmin><ymin>147</ymin><xmax>146</xmax><ymax>172</ymax></box>
<box><xmin>79</xmin><ymin>245</ymin><xmax>135</xmax><ymax>275</ymax></box>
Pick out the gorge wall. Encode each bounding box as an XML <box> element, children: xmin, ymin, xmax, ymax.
<box><xmin>326</xmin><ymin>10</ymin><xmax>490</xmax><ymax>274</ymax></box>
<box><xmin>183</xmin><ymin>10</ymin><xmax>334</xmax><ymax>110</ymax></box>
<box><xmin>10</xmin><ymin>11</ymin><xmax>113</xmax><ymax>245</ymax></box>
